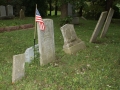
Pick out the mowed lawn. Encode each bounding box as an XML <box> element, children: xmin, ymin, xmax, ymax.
<box><xmin>0</xmin><ymin>16</ymin><xmax>120</xmax><ymax>90</ymax></box>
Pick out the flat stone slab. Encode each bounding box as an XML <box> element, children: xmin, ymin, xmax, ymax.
<box><xmin>12</xmin><ymin>54</ymin><xmax>25</xmax><ymax>83</ymax></box>
<box><xmin>60</xmin><ymin>24</ymin><xmax>86</xmax><ymax>54</ymax></box>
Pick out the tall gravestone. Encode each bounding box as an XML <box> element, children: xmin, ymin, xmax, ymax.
<box><xmin>0</xmin><ymin>5</ymin><xmax>6</xmax><ymax>17</ymax></box>
<box><xmin>6</xmin><ymin>5</ymin><xmax>14</xmax><ymax>16</ymax></box>
<box><xmin>68</xmin><ymin>3</ymin><xmax>72</xmax><ymax>16</ymax></box>
<box><xmin>100</xmin><ymin>8</ymin><xmax>114</xmax><ymax>38</ymax></box>
<box><xmin>89</xmin><ymin>11</ymin><xmax>108</xmax><ymax>43</ymax></box>
<box><xmin>60</xmin><ymin>24</ymin><xmax>86</xmax><ymax>54</ymax></box>
<box><xmin>12</xmin><ymin>54</ymin><xmax>25</xmax><ymax>83</ymax></box>
<box><xmin>37</xmin><ymin>19</ymin><xmax>55</xmax><ymax>66</ymax></box>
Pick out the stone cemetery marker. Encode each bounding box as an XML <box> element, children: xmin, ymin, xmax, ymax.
<box><xmin>89</xmin><ymin>11</ymin><xmax>108</xmax><ymax>43</ymax></box>
<box><xmin>100</xmin><ymin>8</ymin><xmax>114</xmax><ymax>38</ymax></box>
<box><xmin>0</xmin><ymin>5</ymin><xmax>6</xmax><ymax>17</ymax></box>
<box><xmin>68</xmin><ymin>3</ymin><xmax>72</xmax><ymax>16</ymax></box>
<box><xmin>12</xmin><ymin>54</ymin><xmax>25</xmax><ymax>83</ymax></box>
<box><xmin>72</xmin><ymin>17</ymin><xmax>80</xmax><ymax>25</ymax></box>
<box><xmin>19</xmin><ymin>9</ymin><xmax>25</xmax><ymax>19</ymax></box>
<box><xmin>37</xmin><ymin>19</ymin><xmax>55</xmax><ymax>66</ymax></box>
<box><xmin>60</xmin><ymin>24</ymin><xmax>86</xmax><ymax>54</ymax></box>
<box><xmin>6</xmin><ymin>5</ymin><xmax>14</xmax><ymax>16</ymax></box>
<box><xmin>25</xmin><ymin>44</ymin><xmax>39</xmax><ymax>63</ymax></box>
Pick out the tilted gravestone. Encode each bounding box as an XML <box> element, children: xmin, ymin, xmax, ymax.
<box><xmin>12</xmin><ymin>54</ymin><xmax>25</xmax><ymax>83</ymax></box>
<box><xmin>90</xmin><ymin>11</ymin><xmax>108</xmax><ymax>43</ymax></box>
<box><xmin>100</xmin><ymin>8</ymin><xmax>114</xmax><ymax>38</ymax></box>
<box><xmin>60</xmin><ymin>24</ymin><xmax>86</xmax><ymax>54</ymax></box>
<box><xmin>37</xmin><ymin>19</ymin><xmax>55</xmax><ymax>66</ymax></box>
<box><xmin>0</xmin><ymin>5</ymin><xmax>6</xmax><ymax>17</ymax></box>
<box><xmin>6</xmin><ymin>5</ymin><xmax>14</xmax><ymax>16</ymax></box>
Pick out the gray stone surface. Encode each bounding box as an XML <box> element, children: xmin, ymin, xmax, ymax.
<box><xmin>90</xmin><ymin>11</ymin><xmax>108</xmax><ymax>43</ymax></box>
<box><xmin>6</xmin><ymin>5</ymin><xmax>14</xmax><ymax>16</ymax></box>
<box><xmin>37</xmin><ymin>19</ymin><xmax>55</xmax><ymax>66</ymax></box>
<box><xmin>72</xmin><ymin>17</ymin><xmax>80</xmax><ymax>25</ymax></box>
<box><xmin>68</xmin><ymin>3</ymin><xmax>72</xmax><ymax>16</ymax></box>
<box><xmin>12</xmin><ymin>54</ymin><xmax>25</xmax><ymax>83</ymax></box>
<box><xmin>0</xmin><ymin>5</ymin><xmax>6</xmax><ymax>17</ymax></box>
<box><xmin>100</xmin><ymin>8</ymin><xmax>114</xmax><ymax>38</ymax></box>
<box><xmin>25</xmin><ymin>44</ymin><xmax>39</xmax><ymax>63</ymax></box>
<box><xmin>60</xmin><ymin>24</ymin><xmax>86</xmax><ymax>54</ymax></box>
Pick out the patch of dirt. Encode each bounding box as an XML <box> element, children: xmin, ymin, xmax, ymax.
<box><xmin>0</xmin><ymin>24</ymin><xmax>34</xmax><ymax>33</ymax></box>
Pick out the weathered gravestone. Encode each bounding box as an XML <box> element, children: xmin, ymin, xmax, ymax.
<box><xmin>25</xmin><ymin>44</ymin><xmax>39</xmax><ymax>63</ymax></box>
<box><xmin>6</xmin><ymin>5</ymin><xmax>14</xmax><ymax>16</ymax></box>
<box><xmin>68</xmin><ymin>3</ymin><xmax>72</xmax><ymax>16</ymax></box>
<box><xmin>60</xmin><ymin>24</ymin><xmax>86</xmax><ymax>54</ymax></box>
<box><xmin>100</xmin><ymin>8</ymin><xmax>114</xmax><ymax>38</ymax></box>
<box><xmin>19</xmin><ymin>9</ymin><xmax>25</xmax><ymax>19</ymax></box>
<box><xmin>12</xmin><ymin>54</ymin><xmax>25</xmax><ymax>83</ymax></box>
<box><xmin>0</xmin><ymin>5</ymin><xmax>6</xmax><ymax>17</ymax></box>
<box><xmin>90</xmin><ymin>11</ymin><xmax>108</xmax><ymax>43</ymax></box>
<box><xmin>37</xmin><ymin>19</ymin><xmax>55</xmax><ymax>66</ymax></box>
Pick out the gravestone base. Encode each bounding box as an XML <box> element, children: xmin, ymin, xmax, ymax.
<box><xmin>40</xmin><ymin>56</ymin><xmax>55</xmax><ymax>66</ymax></box>
<box><xmin>63</xmin><ymin>41</ymin><xmax>86</xmax><ymax>54</ymax></box>
<box><xmin>0</xmin><ymin>15</ymin><xmax>14</xmax><ymax>20</ymax></box>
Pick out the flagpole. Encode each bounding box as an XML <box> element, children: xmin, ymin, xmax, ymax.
<box><xmin>34</xmin><ymin>4</ymin><xmax>37</xmax><ymax>60</ymax></box>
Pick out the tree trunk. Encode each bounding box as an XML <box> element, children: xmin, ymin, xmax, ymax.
<box><xmin>79</xmin><ymin>6</ymin><xmax>83</xmax><ymax>17</ymax></box>
<box><xmin>61</xmin><ymin>3</ymin><xmax>68</xmax><ymax>18</ymax></box>
<box><xmin>49</xmin><ymin>0</ymin><xmax>52</xmax><ymax>16</ymax></box>
<box><xmin>105</xmin><ymin>0</ymin><xmax>113</xmax><ymax>11</ymax></box>
<box><xmin>54</xmin><ymin>0</ymin><xmax>58</xmax><ymax>15</ymax></box>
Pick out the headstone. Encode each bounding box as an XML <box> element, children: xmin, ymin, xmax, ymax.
<box><xmin>6</xmin><ymin>5</ymin><xmax>14</xmax><ymax>16</ymax></box>
<box><xmin>89</xmin><ymin>11</ymin><xmax>108</xmax><ymax>43</ymax></box>
<box><xmin>37</xmin><ymin>19</ymin><xmax>55</xmax><ymax>66</ymax></box>
<box><xmin>60</xmin><ymin>24</ymin><xmax>86</xmax><ymax>54</ymax></box>
<box><xmin>72</xmin><ymin>17</ymin><xmax>80</xmax><ymax>25</ymax></box>
<box><xmin>100</xmin><ymin>8</ymin><xmax>114</xmax><ymax>38</ymax></box>
<box><xmin>25</xmin><ymin>44</ymin><xmax>39</xmax><ymax>63</ymax></box>
<box><xmin>19</xmin><ymin>9</ymin><xmax>25</xmax><ymax>19</ymax></box>
<box><xmin>12</xmin><ymin>54</ymin><xmax>25</xmax><ymax>83</ymax></box>
<box><xmin>0</xmin><ymin>5</ymin><xmax>6</xmax><ymax>17</ymax></box>
<box><xmin>68</xmin><ymin>3</ymin><xmax>72</xmax><ymax>16</ymax></box>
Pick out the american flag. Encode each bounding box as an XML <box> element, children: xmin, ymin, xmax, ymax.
<box><xmin>35</xmin><ymin>8</ymin><xmax>45</xmax><ymax>30</ymax></box>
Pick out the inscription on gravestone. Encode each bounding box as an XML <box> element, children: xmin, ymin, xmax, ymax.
<box><xmin>90</xmin><ymin>11</ymin><xmax>108</xmax><ymax>43</ymax></box>
<box><xmin>37</xmin><ymin>19</ymin><xmax>55</xmax><ymax>66</ymax></box>
<box><xmin>12</xmin><ymin>54</ymin><xmax>25</xmax><ymax>83</ymax></box>
<box><xmin>60</xmin><ymin>24</ymin><xmax>86</xmax><ymax>54</ymax></box>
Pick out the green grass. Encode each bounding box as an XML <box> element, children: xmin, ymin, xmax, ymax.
<box><xmin>0</xmin><ymin>17</ymin><xmax>35</xmax><ymax>27</ymax></box>
<box><xmin>0</xmin><ymin>16</ymin><xmax>120</xmax><ymax>90</ymax></box>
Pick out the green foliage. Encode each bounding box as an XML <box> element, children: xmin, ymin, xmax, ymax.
<box><xmin>22</xmin><ymin>0</ymin><xmax>47</xmax><ymax>17</ymax></box>
<box><xmin>0</xmin><ymin>23</ymin><xmax>6</xmax><ymax>27</ymax></box>
<box><xmin>60</xmin><ymin>16</ymin><xmax>72</xmax><ymax>26</ymax></box>
<box><xmin>83</xmin><ymin>1</ymin><xmax>105</xmax><ymax>19</ymax></box>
